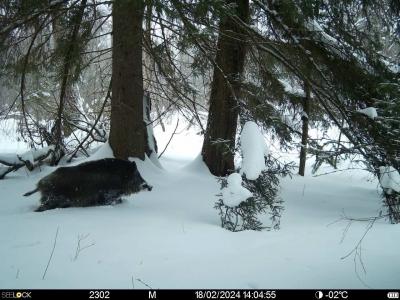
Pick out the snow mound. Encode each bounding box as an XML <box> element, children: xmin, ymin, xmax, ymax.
<box><xmin>222</xmin><ymin>173</ymin><xmax>253</xmax><ymax>207</ymax></box>
<box><xmin>240</xmin><ymin>121</ymin><xmax>268</xmax><ymax>180</ymax></box>
<box><xmin>379</xmin><ymin>166</ymin><xmax>400</xmax><ymax>194</ymax></box>
<box><xmin>184</xmin><ymin>154</ymin><xmax>212</xmax><ymax>174</ymax></box>
<box><xmin>357</xmin><ymin>107</ymin><xmax>378</xmax><ymax>119</ymax></box>
<box><xmin>87</xmin><ymin>142</ymin><xmax>114</xmax><ymax>161</ymax></box>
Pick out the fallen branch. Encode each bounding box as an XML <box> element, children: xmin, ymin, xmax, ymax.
<box><xmin>73</xmin><ymin>233</ymin><xmax>95</xmax><ymax>261</ymax></box>
<box><xmin>136</xmin><ymin>278</ymin><xmax>153</xmax><ymax>289</ymax></box>
<box><xmin>42</xmin><ymin>226</ymin><xmax>60</xmax><ymax>280</ymax></box>
<box><xmin>0</xmin><ymin>146</ymin><xmax>55</xmax><ymax>179</ymax></box>
<box><xmin>330</xmin><ymin>211</ymin><xmax>384</xmax><ymax>288</ymax></box>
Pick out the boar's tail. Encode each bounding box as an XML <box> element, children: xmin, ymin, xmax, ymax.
<box><xmin>23</xmin><ymin>188</ymin><xmax>39</xmax><ymax>197</ymax></box>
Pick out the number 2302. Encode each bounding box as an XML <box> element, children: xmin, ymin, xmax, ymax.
<box><xmin>89</xmin><ymin>290</ymin><xmax>110</xmax><ymax>299</ymax></box>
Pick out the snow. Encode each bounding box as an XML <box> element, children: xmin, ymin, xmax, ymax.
<box><xmin>85</xmin><ymin>142</ymin><xmax>114</xmax><ymax>161</ymax></box>
<box><xmin>379</xmin><ymin>166</ymin><xmax>400</xmax><ymax>194</ymax></box>
<box><xmin>381</xmin><ymin>58</ymin><xmax>400</xmax><ymax>74</ymax></box>
<box><xmin>32</xmin><ymin>146</ymin><xmax>56</xmax><ymax>159</ymax></box>
<box><xmin>357</xmin><ymin>107</ymin><xmax>378</xmax><ymax>120</ymax></box>
<box><xmin>0</xmin><ymin>146</ymin><xmax>54</xmax><ymax>166</ymax></box>
<box><xmin>222</xmin><ymin>173</ymin><xmax>253</xmax><ymax>207</ymax></box>
<box><xmin>306</xmin><ymin>20</ymin><xmax>339</xmax><ymax>50</ymax></box>
<box><xmin>0</xmin><ymin>153</ymin><xmax>24</xmax><ymax>165</ymax></box>
<box><xmin>0</xmin><ymin>116</ymin><xmax>400</xmax><ymax>289</ymax></box>
<box><xmin>240</xmin><ymin>121</ymin><xmax>268</xmax><ymax>180</ymax></box>
<box><xmin>278</xmin><ymin>78</ymin><xmax>305</xmax><ymax>97</ymax></box>
<box><xmin>19</xmin><ymin>152</ymin><xmax>34</xmax><ymax>165</ymax></box>
<box><xmin>301</xmin><ymin>111</ymin><xmax>308</xmax><ymax>120</ymax></box>
<box><xmin>143</xmin><ymin>94</ymin><xmax>162</xmax><ymax>169</ymax></box>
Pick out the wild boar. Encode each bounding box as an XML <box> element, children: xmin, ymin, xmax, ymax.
<box><xmin>23</xmin><ymin>158</ymin><xmax>152</xmax><ymax>211</ymax></box>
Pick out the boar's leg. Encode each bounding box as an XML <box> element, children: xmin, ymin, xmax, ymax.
<box><xmin>102</xmin><ymin>190</ymin><xmax>123</xmax><ymax>205</ymax></box>
<box><xmin>35</xmin><ymin>195</ymin><xmax>72</xmax><ymax>212</ymax></box>
<box><xmin>35</xmin><ymin>205</ymin><xmax>47</xmax><ymax>212</ymax></box>
<box><xmin>35</xmin><ymin>195</ymin><xmax>53</xmax><ymax>212</ymax></box>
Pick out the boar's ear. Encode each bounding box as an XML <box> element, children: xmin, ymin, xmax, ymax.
<box><xmin>130</xmin><ymin>161</ymin><xmax>138</xmax><ymax>169</ymax></box>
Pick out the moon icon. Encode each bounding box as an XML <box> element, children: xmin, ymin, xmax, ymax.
<box><xmin>315</xmin><ymin>291</ymin><xmax>324</xmax><ymax>299</ymax></box>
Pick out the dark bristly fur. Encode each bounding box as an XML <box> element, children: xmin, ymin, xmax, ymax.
<box><xmin>24</xmin><ymin>158</ymin><xmax>152</xmax><ymax>212</ymax></box>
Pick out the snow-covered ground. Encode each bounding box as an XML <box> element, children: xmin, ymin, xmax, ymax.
<box><xmin>0</xmin><ymin>117</ymin><xmax>399</xmax><ymax>289</ymax></box>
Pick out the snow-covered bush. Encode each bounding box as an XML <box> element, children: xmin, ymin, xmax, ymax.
<box><xmin>215</xmin><ymin>121</ymin><xmax>292</xmax><ymax>232</ymax></box>
<box><xmin>379</xmin><ymin>166</ymin><xmax>400</xmax><ymax>223</ymax></box>
<box><xmin>215</xmin><ymin>155</ymin><xmax>291</xmax><ymax>232</ymax></box>
<box><xmin>379</xmin><ymin>166</ymin><xmax>400</xmax><ymax>194</ymax></box>
<box><xmin>215</xmin><ymin>173</ymin><xmax>262</xmax><ymax>231</ymax></box>
<box><xmin>242</xmin><ymin>157</ymin><xmax>291</xmax><ymax>229</ymax></box>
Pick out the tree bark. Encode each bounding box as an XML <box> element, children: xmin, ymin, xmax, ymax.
<box><xmin>51</xmin><ymin>0</ymin><xmax>87</xmax><ymax>165</ymax></box>
<box><xmin>109</xmin><ymin>0</ymin><xmax>146</xmax><ymax>160</ymax></box>
<box><xmin>201</xmin><ymin>0</ymin><xmax>249</xmax><ymax>177</ymax></box>
<box><xmin>51</xmin><ymin>7</ymin><xmax>78</xmax><ymax>138</ymax></box>
<box><xmin>299</xmin><ymin>81</ymin><xmax>310</xmax><ymax>176</ymax></box>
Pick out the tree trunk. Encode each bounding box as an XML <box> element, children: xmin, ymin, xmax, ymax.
<box><xmin>109</xmin><ymin>0</ymin><xmax>146</xmax><ymax>160</ymax></box>
<box><xmin>201</xmin><ymin>0</ymin><xmax>249</xmax><ymax>177</ymax></box>
<box><xmin>299</xmin><ymin>81</ymin><xmax>310</xmax><ymax>176</ymax></box>
<box><xmin>50</xmin><ymin>0</ymin><xmax>87</xmax><ymax>165</ymax></box>
<box><xmin>51</xmin><ymin>6</ymin><xmax>78</xmax><ymax>138</ymax></box>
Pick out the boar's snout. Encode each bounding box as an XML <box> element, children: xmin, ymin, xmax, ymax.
<box><xmin>141</xmin><ymin>182</ymin><xmax>153</xmax><ymax>191</ymax></box>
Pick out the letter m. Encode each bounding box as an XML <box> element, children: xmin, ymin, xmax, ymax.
<box><xmin>149</xmin><ymin>291</ymin><xmax>157</xmax><ymax>299</ymax></box>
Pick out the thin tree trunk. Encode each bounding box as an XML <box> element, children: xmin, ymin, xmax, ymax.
<box><xmin>109</xmin><ymin>0</ymin><xmax>146</xmax><ymax>160</ymax></box>
<box><xmin>333</xmin><ymin>118</ymin><xmax>344</xmax><ymax>169</ymax></box>
<box><xmin>51</xmin><ymin>0</ymin><xmax>87</xmax><ymax>165</ymax></box>
<box><xmin>201</xmin><ymin>0</ymin><xmax>249</xmax><ymax>177</ymax></box>
<box><xmin>299</xmin><ymin>81</ymin><xmax>310</xmax><ymax>176</ymax></box>
<box><xmin>52</xmin><ymin>6</ymin><xmax>78</xmax><ymax>138</ymax></box>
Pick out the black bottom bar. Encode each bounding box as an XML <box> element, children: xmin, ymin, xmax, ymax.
<box><xmin>0</xmin><ymin>289</ymin><xmax>398</xmax><ymax>300</ymax></box>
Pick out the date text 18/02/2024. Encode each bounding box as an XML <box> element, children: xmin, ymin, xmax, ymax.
<box><xmin>195</xmin><ymin>290</ymin><xmax>276</xmax><ymax>299</ymax></box>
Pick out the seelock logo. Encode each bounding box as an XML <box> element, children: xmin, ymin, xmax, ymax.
<box><xmin>1</xmin><ymin>292</ymin><xmax>32</xmax><ymax>299</ymax></box>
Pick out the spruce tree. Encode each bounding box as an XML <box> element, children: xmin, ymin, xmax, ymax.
<box><xmin>109</xmin><ymin>0</ymin><xmax>147</xmax><ymax>160</ymax></box>
<box><xmin>201</xmin><ymin>0</ymin><xmax>250</xmax><ymax>177</ymax></box>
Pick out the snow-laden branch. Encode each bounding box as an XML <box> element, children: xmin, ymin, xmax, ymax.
<box><xmin>0</xmin><ymin>146</ymin><xmax>55</xmax><ymax>179</ymax></box>
<box><xmin>356</xmin><ymin>107</ymin><xmax>378</xmax><ymax>120</ymax></box>
<box><xmin>240</xmin><ymin>121</ymin><xmax>268</xmax><ymax>180</ymax></box>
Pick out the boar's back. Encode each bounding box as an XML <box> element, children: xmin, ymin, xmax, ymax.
<box><xmin>38</xmin><ymin>158</ymin><xmax>140</xmax><ymax>199</ymax></box>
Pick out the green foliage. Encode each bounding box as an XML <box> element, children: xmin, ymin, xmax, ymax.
<box><xmin>215</xmin><ymin>155</ymin><xmax>293</xmax><ymax>232</ymax></box>
<box><xmin>383</xmin><ymin>191</ymin><xmax>400</xmax><ymax>224</ymax></box>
